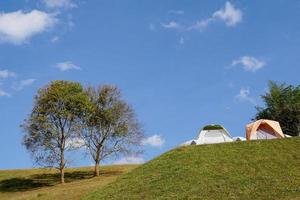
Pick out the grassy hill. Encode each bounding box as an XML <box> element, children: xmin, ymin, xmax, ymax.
<box><xmin>84</xmin><ymin>138</ymin><xmax>300</xmax><ymax>200</ymax></box>
<box><xmin>0</xmin><ymin>165</ymin><xmax>138</xmax><ymax>200</ymax></box>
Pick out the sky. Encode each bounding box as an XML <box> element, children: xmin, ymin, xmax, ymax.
<box><xmin>0</xmin><ymin>0</ymin><xmax>300</xmax><ymax>169</ymax></box>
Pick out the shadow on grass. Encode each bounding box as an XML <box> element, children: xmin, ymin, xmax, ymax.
<box><xmin>0</xmin><ymin>178</ymin><xmax>50</xmax><ymax>192</ymax></box>
<box><xmin>0</xmin><ymin>169</ymin><xmax>122</xmax><ymax>193</ymax></box>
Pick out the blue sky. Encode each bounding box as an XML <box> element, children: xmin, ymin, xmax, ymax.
<box><xmin>0</xmin><ymin>0</ymin><xmax>300</xmax><ymax>169</ymax></box>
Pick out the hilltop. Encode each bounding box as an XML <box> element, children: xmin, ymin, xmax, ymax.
<box><xmin>84</xmin><ymin>138</ymin><xmax>300</xmax><ymax>200</ymax></box>
<box><xmin>1</xmin><ymin>138</ymin><xmax>300</xmax><ymax>200</ymax></box>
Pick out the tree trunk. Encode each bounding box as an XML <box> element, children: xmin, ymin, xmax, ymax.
<box><xmin>60</xmin><ymin>167</ymin><xmax>65</xmax><ymax>184</ymax></box>
<box><xmin>94</xmin><ymin>160</ymin><xmax>100</xmax><ymax>176</ymax></box>
<box><xmin>60</xmin><ymin>146</ymin><xmax>65</xmax><ymax>184</ymax></box>
<box><xmin>94</xmin><ymin>147</ymin><xmax>101</xmax><ymax>177</ymax></box>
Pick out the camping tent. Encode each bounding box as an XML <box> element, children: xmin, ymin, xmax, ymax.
<box><xmin>195</xmin><ymin>124</ymin><xmax>233</xmax><ymax>145</ymax></box>
<box><xmin>284</xmin><ymin>134</ymin><xmax>292</xmax><ymax>138</ymax></box>
<box><xmin>245</xmin><ymin>119</ymin><xmax>285</xmax><ymax>141</ymax></box>
<box><xmin>180</xmin><ymin>124</ymin><xmax>234</xmax><ymax>146</ymax></box>
<box><xmin>232</xmin><ymin>136</ymin><xmax>246</xmax><ymax>141</ymax></box>
<box><xmin>180</xmin><ymin>139</ymin><xmax>196</xmax><ymax>146</ymax></box>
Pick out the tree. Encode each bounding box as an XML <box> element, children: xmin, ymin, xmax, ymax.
<box><xmin>22</xmin><ymin>80</ymin><xmax>90</xmax><ymax>184</ymax></box>
<box><xmin>82</xmin><ymin>85</ymin><xmax>144</xmax><ymax>176</ymax></box>
<box><xmin>255</xmin><ymin>81</ymin><xmax>300</xmax><ymax>136</ymax></box>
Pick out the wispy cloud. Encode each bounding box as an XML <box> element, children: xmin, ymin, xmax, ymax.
<box><xmin>0</xmin><ymin>10</ymin><xmax>57</xmax><ymax>44</ymax></box>
<box><xmin>235</xmin><ymin>88</ymin><xmax>256</xmax><ymax>105</ymax></box>
<box><xmin>51</xmin><ymin>36</ymin><xmax>59</xmax><ymax>43</ymax></box>
<box><xmin>168</xmin><ymin>10</ymin><xmax>184</xmax><ymax>15</ymax></box>
<box><xmin>189</xmin><ymin>18</ymin><xmax>214</xmax><ymax>31</ymax></box>
<box><xmin>114</xmin><ymin>155</ymin><xmax>145</xmax><ymax>165</ymax></box>
<box><xmin>179</xmin><ymin>37</ymin><xmax>185</xmax><ymax>45</ymax></box>
<box><xmin>161</xmin><ymin>2</ymin><xmax>242</xmax><ymax>33</ymax></box>
<box><xmin>42</xmin><ymin>0</ymin><xmax>76</xmax><ymax>9</ymax></box>
<box><xmin>213</xmin><ymin>1</ymin><xmax>242</xmax><ymax>27</ymax></box>
<box><xmin>0</xmin><ymin>70</ymin><xmax>16</xmax><ymax>79</ymax></box>
<box><xmin>12</xmin><ymin>79</ymin><xmax>36</xmax><ymax>91</ymax></box>
<box><xmin>225</xmin><ymin>106</ymin><xmax>231</xmax><ymax>110</ymax></box>
<box><xmin>141</xmin><ymin>134</ymin><xmax>165</xmax><ymax>147</ymax></box>
<box><xmin>232</xmin><ymin>56</ymin><xmax>265</xmax><ymax>72</ymax></box>
<box><xmin>161</xmin><ymin>21</ymin><xmax>181</xmax><ymax>29</ymax></box>
<box><xmin>0</xmin><ymin>89</ymin><xmax>10</xmax><ymax>97</ymax></box>
<box><xmin>54</xmin><ymin>61</ymin><xmax>81</xmax><ymax>71</ymax></box>
<box><xmin>190</xmin><ymin>2</ymin><xmax>242</xmax><ymax>31</ymax></box>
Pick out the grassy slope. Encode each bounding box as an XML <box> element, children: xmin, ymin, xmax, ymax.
<box><xmin>0</xmin><ymin>165</ymin><xmax>138</xmax><ymax>200</ymax></box>
<box><xmin>84</xmin><ymin>138</ymin><xmax>300</xmax><ymax>200</ymax></box>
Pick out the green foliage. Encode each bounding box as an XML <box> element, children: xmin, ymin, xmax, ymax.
<box><xmin>202</xmin><ymin>124</ymin><xmax>224</xmax><ymax>130</ymax></box>
<box><xmin>255</xmin><ymin>81</ymin><xmax>300</xmax><ymax>136</ymax></box>
<box><xmin>22</xmin><ymin>80</ymin><xmax>91</xmax><ymax>179</ymax></box>
<box><xmin>83</xmin><ymin>85</ymin><xmax>143</xmax><ymax>176</ymax></box>
<box><xmin>22</xmin><ymin>81</ymin><xmax>143</xmax><ymax>180</ymax></box>
<box><xmin>83</xmin><ymin>138</ymin><xmax>300</xmax><ymax>200</ymax></box>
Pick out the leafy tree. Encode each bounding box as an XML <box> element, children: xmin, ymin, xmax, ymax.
<box><xmin>82</xmin><ymin>85</ymin><xmax>144</xmax><ymax>176</ymax></box>
<box><xmin>22</xmin><ymin>80</ymin><xmax>90</xmax><ymax>183</ymax></box>
<box><xmin>255</xmin><ymin>81</ymin><xmax>300</xmax><ymax>136</ymax></box>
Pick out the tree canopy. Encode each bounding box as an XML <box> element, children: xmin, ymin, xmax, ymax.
<box><xmin>255</xmin><ymin>81</ymin><xmax>300</xmax><ymax>136</ymax></box>
<box><xmin>22</xmin><ymin>81</ymin><xmax>143</xmax><ymax>181</ymax></box>
<box><xmin>22</xmin><ymin>80</ymin><xmax>91</xmax><ymax>183</ymax></box>
<box><xmin>82</xmin><ymin>85</ymin><xmax>143</xmax><ymax>176</ymax></box>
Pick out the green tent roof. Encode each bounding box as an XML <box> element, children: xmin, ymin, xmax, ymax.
<box><xmin>202</xmin><ymin>124</ymin><xmax>224</xmax><ymax>130</ymax></box>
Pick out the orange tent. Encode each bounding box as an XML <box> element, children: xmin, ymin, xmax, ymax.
<box><xmin>246</xmin><ymin>119</ymin><xmax>285</xmax><ymax>141</ymax></box>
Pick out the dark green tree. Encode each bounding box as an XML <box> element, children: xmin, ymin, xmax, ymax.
<box><xmin>82</xmin><ymin>85</ymin><xmax>144</xmax><ymax>176</ymax></box>
<box><xmin>255</xmin><ymin>81</ymin><xmax>300</xmax><ymax>136</ymax></box>
<box><xmin>22</xmin><ymin>80</ymin><xmax>91</xmax><ymax>184</ymax></box>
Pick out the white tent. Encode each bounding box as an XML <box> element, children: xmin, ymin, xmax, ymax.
<box><xmin>180</xmin><ymin>139</ymin><xmax>196</xmax><ymax>146</ymax></box>
<box><xmin>284</xmin><ymin>134</ymin><xmax>292</xmax><ymax>138</ymax></box>
<box><xmin>181</xmin><ymin>124</ymin><xmax>233</xmax><ymax>146</ymax></box>
<box><xmin>232</xmin><ymin>136</ymin><xmax>246</xmax><ymax>141</ymax></box>
<box><xmin>254</xmin><ymin>129</ymin><xmax>278</xmax><ymax>139</ymax></box>
<box><xmin>195</xmin><ymin>125</ymin><xmax>233</xmax><ymax>144</ymax></box>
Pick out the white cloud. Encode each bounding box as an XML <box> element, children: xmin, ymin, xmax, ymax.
<box><xmin>0</xmin><ymin>69</ymin><xmax>16</xmax><ymax>79</ymax></box>
<box><xmin>232</xmin><ymin>56</ymin><xmax>265</xmax><ymax>72</ymax></box>
<box><xmin>179</xmin><ymin>37</ymin><xmax>185</xmax><ymax>45</ymax></box>
<box><xmin>66</xmin><ymin>137</ymin><xmax>85</xmax><ymax>149</ymax></box>
<box><xmin>168</xmin><ymin>10</ymin><xmax>184</xmax><ymax>15</ymax></box>
<box><xmin>213</xmin><ymin>2</ymin><xmax>242</xmax><ymax>26</ymax></box>
<box><xmin>236</xmin><ymin>88</ymin><xmax>256</xmax><ymax>105</ymax></box>
<box><xmin>158</xmin><ymin>2</ymin><xmax>242</xmax><ymax>34</ymax></box>
<box><xmin>0</xmin><ymin>10</ymin><xmax>56</xmax><ymax>44</ymax></box>
<box><xmin>114</xmin><ymin>155</ymin><xmax>144</xmax><ymax>165</ymax></box>
<box><xmin>225</xmin><ymin>106</ymin><xmax>231</xmax><ymax>110</ymax></box>
<box><xmin>51</xmin><ymin>36</ymin><xmax>59</xmax><ymax>43</ymax></box>
<box><xmin>54</xmin><ymin>61</ymin><xmax>81</xmax><ymax>71</ymax></box>
<box><xmin>142</xmin><ymin>134</ymin><xmax>165</xmax><ymax>147</ymax></box>
<box><xmin>43</xmin><ymin>0</ymin><xmax>76</xmax><ymax>9</ymax></box>
<box><xmin>189</xmin><ymin>2</ymin><xmax>242</xmax><ymax>31</ymax></box>
<box><xmin>0</xmin><ymin>89</ymin><xmax>10</xmax><ymax>97</ymax></box>
<box><xmin>12</xmin><ymin>78</ymin><xmax>36</xmax><ymax>91</ymax></box>
<box><xmin>161</xmin><ymin>21</ymin><xmax>181</xmax><ymax>29</ymax></box>
<box><xmin>189</xmin><ymin>18</ymin><xmax>214</xmax><ymax>31</ymax></box>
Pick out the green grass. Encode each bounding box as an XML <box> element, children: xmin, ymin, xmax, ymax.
<box><xmin>84</xmin><ymin>138</ymin><xmax>300</xmax><ymax>200</ymax></box>
<box><xmin>0</xmin><ymin>165</ymin><xmax>138</xmax><ymax>200</ymax></box>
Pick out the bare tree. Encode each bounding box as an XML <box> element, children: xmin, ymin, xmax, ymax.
<box><xmin>82</xmin><ymin>85</ymin><xmax>144</xmax><ymax>176</ymax></box>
